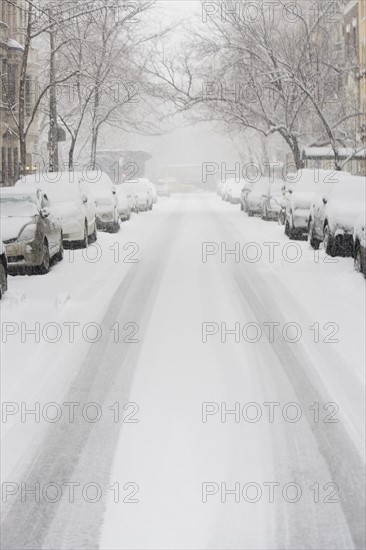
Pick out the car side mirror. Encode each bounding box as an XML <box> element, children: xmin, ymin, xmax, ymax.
<box><xmin>322</xmin><ymin>197</ymin><xmax>328</xmax><ymax>205</ymax></box>
<box><xmin>41</xmin><ymin>207</ymin><xmax>50</xmax><ymax>218</ymax></box>
<box><xmin>288</xmin><ymin>188</ymin><xmax>293</xmax><ymax>194</ymax></box>
<box><xmin>81</xmin><ymin>194</ymin><xmax>88</xmax><ymax>204</ymax></box>
<box><xmin>112</xmin><ymin>186</ymin><xmax>117</xmax><ymax>195</ymax></box>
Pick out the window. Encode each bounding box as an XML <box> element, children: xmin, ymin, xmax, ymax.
<box><xmin>1</xmin><ymin>147</ymin><xmax>6</xmax><ymax>184</ymax></box>
<box><xmin>7</xmin><ymin>63</ymin><xmax>16</xmax><ymax>107</ymax></box>
<box><xmin>7</xmin><ymin>147</ymin><xmax>13</xmax><ymax>179</ymax></box>
<box><xmin>13</xmin><ymin>147</ymin><xmax>19</xmax><ymax>182</ymax></box>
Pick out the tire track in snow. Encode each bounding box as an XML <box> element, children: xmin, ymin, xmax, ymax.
<box><xmin>213</xmin><ymin>205</ymin><xmax>365</xmax><ymax>549</ymax></box>
<box><xmin>0</xmin><ymin>211</ymin><xmax>182</xmax><ymax>550</ymax></box>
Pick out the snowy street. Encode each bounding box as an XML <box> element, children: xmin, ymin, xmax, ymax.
<box><xmin>1</xmin><ymin>193</ymin><xmax>365</xmax><ymax>549</ymax></box>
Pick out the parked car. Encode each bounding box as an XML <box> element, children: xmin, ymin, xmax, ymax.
<box><xmin>308</xmin><ymin>174</ymin><xmax>365</xmax><ymax>257</ymax></box>
<box><xmin>284</xmin><ymin>169</ymin><xmax>333</xmax><ymax>239</ymax></box>
<box><xmin>226</xmin><ymin>179</ymin><xmax>244</xmax><ymax>204</ymax></box>
<box><xmin>83</xmin><ymin>171</ymin><xmax>120</xmax><ymax>233</ymax></box>
<box><xmin>16</xmin><ymin>172</ymin><xmax>97</xmax><ymax>248</ymax></box>
<box><xmin>137</xmin><ymin>179</ymin><xmax>154</xmax><ymax>210</ymax></box>
<box><xmin>307</xmin><ymin>171</ymin><xmax>349</xmax><ymax>250</ymax></box>
<box><xmin>156</xmin><ymin>180</ymin><xmax>171</xmax><ymax>197</ymax></box>
<box><xmin>246</xmin><ymin>178</ymin><xmax>272</xmax><ymax>217</ymax></box>
<box><xmin>114</xmin><ymin>186</ymin><xmax>131</xmax><ymax>221</ymax></box>
<box><xmin>0</xmin><ymin>241</ymin><xmax>8</xmax><ymax>298</ymax></box>
<box><xmin>278</xmin><ymin>179</ymin><xmax>296</xmax><ymax>225</ymax></box>
<box><xmin>261</xmin><ymin>179</ymin><xmax>283</xmax><ymax>220</ymax></box>
<box><xmin>122</xmin><ymin>181</ymin><xmax>152</xmax><ymax>212</ymax></box>
<box><xmin>353</xmin><ymin>212</ymin><xmax>366</xmax><ymax>276</ymax></box>
<box><xmin>0</xmin><ymin>186</ymin><xmax>63</xmax><ymax>274</ymax></box>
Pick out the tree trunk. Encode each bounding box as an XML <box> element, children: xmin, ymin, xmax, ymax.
<box><xmin>18</xmin><ymin>4</ymin><xmax>33</xmax><ymax>175</ymax></box>
<box><xmin>49</xmin><ymin>26</ymin><xmax>59</xmax><ymax>172</ymax></box>
<box><xmin>68</xmin><ymin>136</ymin><xmax>76</xmax><ymax>170</ymax></box>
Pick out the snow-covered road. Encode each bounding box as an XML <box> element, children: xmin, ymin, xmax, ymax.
<box><xmin>1</xmin><ymin>193</ymin><xmax>365</xmax><ymax>549</ymax></box>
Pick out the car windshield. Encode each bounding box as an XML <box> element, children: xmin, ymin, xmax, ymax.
<box><xmin>40</xmin><ymin>184</ymin><xmax>79</xmax><ymax>203</ymax></box>
<box><xmin>269</xmin><ymin>180</ymin><xmax>284</xmax><ymax>195</ymax></box>
<box><xmin>331</xmin><ymin>179</ymin><xmax>365</xmax><ymax>202</ymax></box>
<box><xmin>123</xmin><ymin>182</ymin><xmax>147</xmax><ymax>193</ymax></box>
<box><xmin>97</xmin><ymin>195</ymin><xmax>113</xmax><ymax>206</ymax></box>
<box><xmin>0</xmin><ymin>195</ymin><xmax>38</xmax><ymax>217</ymax></box>
<box><xmin>251</xmin><ymin>179</ymin><xmax>270</xmax><ymax>195</ymax></box>
<box><xmin>295</xmin><ymin>173</ymin><xmax>321</xmax><ymax>192</ymax></box>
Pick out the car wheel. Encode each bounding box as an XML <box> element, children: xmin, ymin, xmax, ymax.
<box><xmin>308</xmin><ymin>220</ymin><xmax>320</xmax><ymax>250</ymax></box>
<box><xmin>284</xmin><ymin>219</ymin><xmax>289</xmax><ymax>236</ymax></box>
<box><xmin>110</xmin><ymin>219</ymin><xmax>120</xmax><ymax>233</ymax></box>
<box><xmin>89</xmin><ymin>224</ymin><xmax>97</xmax><ymax>244</ymax></box>
<box><xmin>354</xmin><ymin>244</ymin><xmax>364</xmax><ymax>274</ymax></box>
<box><xmin>240</xmin><ymin>203</ymin><xmax>244</xmax><ymax>211</ymax></box>
<box><xmin>38</xmin><ymin>241</ymin><xmax>50</xmax><ymax>274</ymax></box>
<box><xmin>324</xmin><ymin>225</ymin><xmax>337</xmax><ymax>257</ymax></box>
<box><xmin>54</xmin><ymin>234</ymin><xmax>64</xmax><ymax>262</ymax></box>
<box><xmin>261</xmin><ymin>207</ymin><xmax>268</xmax><ymax>221</ymax></box>
<box><xmin>287</xmin><ymin>217</ymin><xmax>297</xmax><ymax>240</ymax></box>
<box><xmin>80</xmin><ymin>222</ymin><xmax>88</xmax><ymax>249</ymax></box>
<box><xmin>248</xmin><ymin>209</ymin><xmax>254</xmax><ymax>217</ymax></box>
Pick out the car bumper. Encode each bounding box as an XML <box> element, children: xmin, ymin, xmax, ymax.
<box><xmin>292</xmin><ymin>209</ymin><xmax>310</xmax><ymax>229</ymax></box>
<box><xmin>229</xmin><ymin>197</ymin><xmax>241</xmax><ymax>204</ymax></box>
<box><xmin>247</xmin><ymin>203</ymin><xmax>262</xmax><ymax>214</ymax></box>
<box><xmin>4</xmin><ymin>241</ymin><xmax>43</xmax><ymax>269</ymax></box>
<box><xmin>265</xmin><ymin>207</ymin><xmax>281</xmax><ymax>220</ymax></box>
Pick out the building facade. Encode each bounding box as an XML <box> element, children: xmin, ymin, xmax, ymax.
<box><xmin>359</xmin><ymin>0</ymin><xmax>366</xmax><ymax>143</ymax></box>
<box><xmin>0</xmin><ymin>0</ymin><xmax>39</xmax><ymax>186</ymax></box>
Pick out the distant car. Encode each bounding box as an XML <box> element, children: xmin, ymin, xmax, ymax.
<box><xmin>83</xmin><ymin>171</ymin><xmax>120</xmax><ymax>233</ymax></box>
<box><xmin>156</xmin><ymin>180</ymin><xmax>171</xmax><ymax>197</ymax></box>
<box><xmin>16</xmin><ymin>172</ymin><xmax>97</xmax><ymax>248</ymax></box>
<box><xmin>136</xmin><ymin>178</ymin><xmax>154</xmax><ymax>210</ymax></box>
<box><xmin>114</xmin><ymin>186</ymin><xmax>131</xmax><ymax>221</ymax></box>
<box><xmin>353</xmin><ymin>212</ymin><xmax>366</xmax><ymax>276</ymax></box>
<box><xmin>122</xmin><ymin>181</ymin><xmax>151</xmax><ymax>212</ymax></box>
<box><xmin>278</xmin><ymin>179</ymin><xmax>296</xmax><ymax>225</ymax></box>
<box><xmin>0</xmin><ymin>241</ymin><xmax>8</xmax><ymax>298</ymax></box>
<box><xmin>0</xmin><ymin>187</ymin><xmax>63</xmax><ymax>274</ymax></box>
<box><xmin>310</xmin><ymin>174</ymin><xmax>365</xmax><ymax>257</ymax></box>
<box><xmin>261</xmin><ymin>179</ymin><xmax>283</xmax><ymax>220</ymax></box>
<box><xmin>246</xmin><ymin>178</ymin><xmax>272</xmax><ymax>216</ymax></box>
<box><xmin>226</xmin><ymin>179</ymin><xmax>244</xmax><ymax>204</ymax></box>
<box><xmin>284</xmin><ymin>169</ymin><xmax>333</xmax><ymax>239</ymax></box>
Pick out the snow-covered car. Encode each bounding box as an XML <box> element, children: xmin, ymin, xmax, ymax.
<box><xmin>0</xmin><ymin>241</ymin><xmax>8</xmax><ymax>298</ymax></box>
<box><xmin>0</xmin><ymin>187</ymin><xmax>63</xmax><ymax>274</ymax></box>
<box><xmin>156</xmin><ymin>180</ymin><xmax>171</xmax><ymax>197</ymax></box>
<box><xmin>82</xmin><ymin>171</ymin><xmax>120</xmax><ymax>233</ymax></box>
<box><xmin>16</xmin><ymin>173</ymin><xmax>97</xmax><ymax>248</ymax></box>
<box><xmin>278</xmin><ymin>179</ymin><xmax>296</xmax><ymax>225</ymax></box>
<box><xmin>307</xmin><ymin>170</ymin><xmax>350</xmax><ymax>250</ymax></box>
<box><xmin>284</xmin><ymin>169</ymin><xmax>328</xmax><ymax>239</ymax></box>
<box><xmin>114</xmin><ymin>186</ymin><xmax>131</xmax><ymax>221</ymax></box>
<box><xmin>353</xmin><ymin>212</ymin><xmax>366</xmax><ymax>276</ymax></box>
<box><xmin>317</xmin><ymin>175</ymin><xmax>365</xmax><ymax>257</ymax></box>
<box><xmin>226</xmin><ymin>179</ymin><xmax>244</xmax><ymax>204</ymax></box>
<box><xmin>261</xmin><ymin>179</ymin><xmax>283</xmax><ymax>220</ymax></box>
<box><xmin>246</xmin><ymin>178</ymin><xmax>272</xmax><ymax>217</ymax></box>
<box><xmin>137</xmin><ymin>178</ymin><xmax>154</xmax><ymax>210</ymax></box>
<box><xmin>122</xmin><ymin>181</ymin><xmax>151</xmax><ymax>212</ymax></box>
